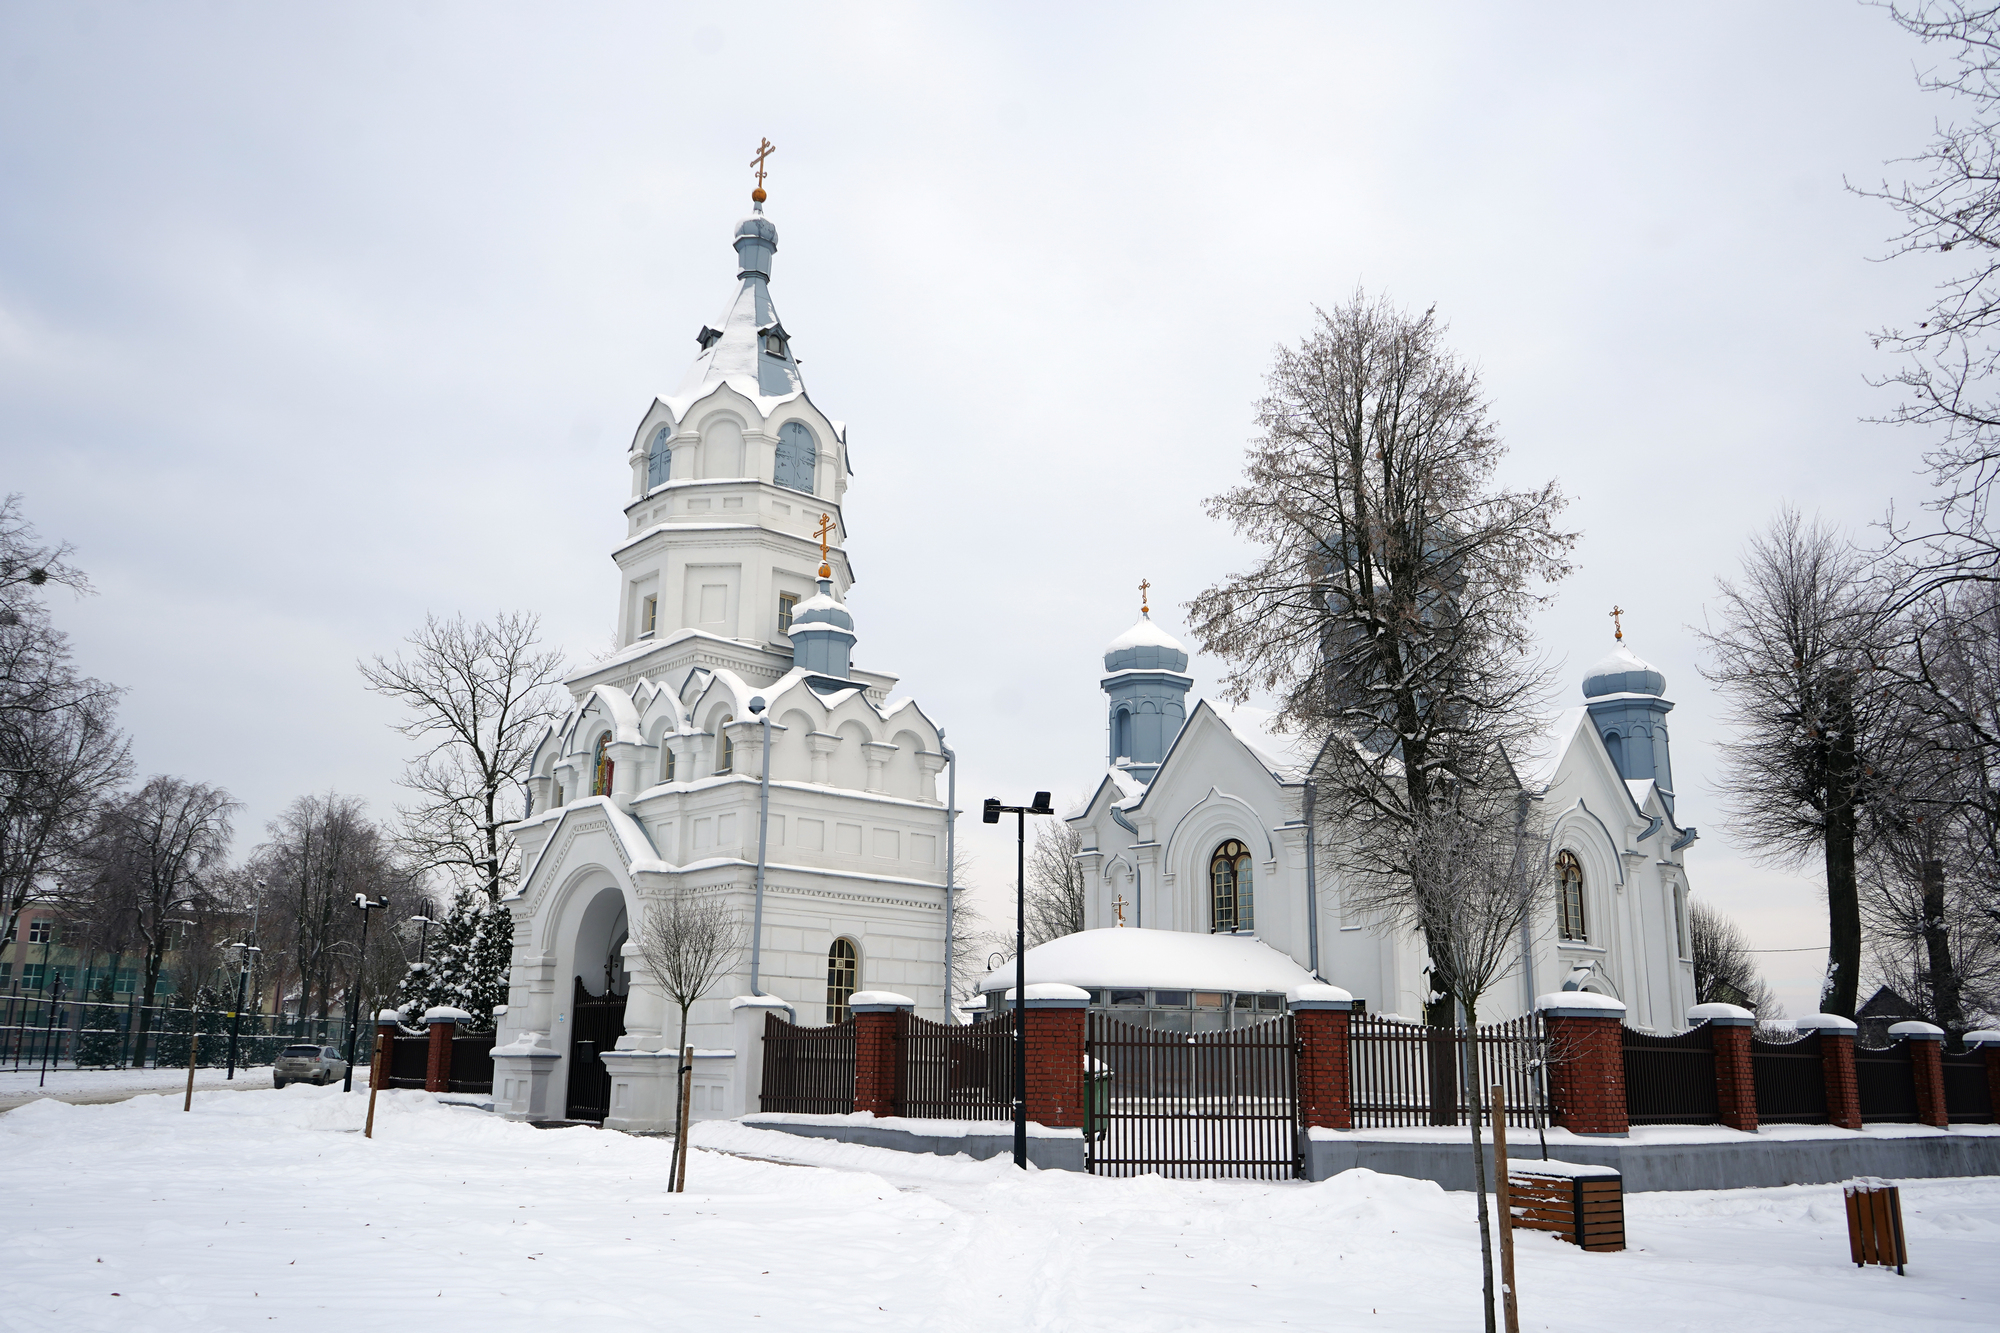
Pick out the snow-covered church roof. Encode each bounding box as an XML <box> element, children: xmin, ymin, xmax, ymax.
<box><xmin>977</xmin><ymin>927</ymin><xmax>1316</xmax><ymax>994</ymax></box>
<box><xmin>1103</xmin><ymin>614</ymin><xmax>1190</xmax><ymax>674</ymax></box>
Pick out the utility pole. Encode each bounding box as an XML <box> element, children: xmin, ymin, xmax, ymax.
<box><xmin>984</xmin><ymin>791</ymin><xmax>1053</xmax><ymax>1169</ymax></box>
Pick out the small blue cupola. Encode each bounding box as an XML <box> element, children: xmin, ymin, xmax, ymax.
<box><xmin>1582</xmin><ymin>639</ymin><xmax>1677</xmax><ymax>814</ymax></box>
<box><xmin>734</xmin><ymin>213</ymin><xmax>778</xmax><ymax>280</ymax></box>
<box><xmin>1101</xmin><ymin>611</ymin><xmax>1193</xmax><ymax>783</ymax></box>
<box><xmin>789</xmin><ymin>576</ymin><xmax>856</xmax><ymax>681</ymax></box>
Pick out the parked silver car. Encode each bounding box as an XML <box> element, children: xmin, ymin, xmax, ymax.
<box><xmin>273</xmin><ymin>1044</ymin><xmax>348</xmax><ymax>1087</ymax></box>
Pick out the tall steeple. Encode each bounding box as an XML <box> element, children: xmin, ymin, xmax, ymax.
<box><xmin>1582</xmin><ymin>632</ymin><xmax>1677</xmax><ymax>815</ymax></box>
<box><xmin>1101</xmin><ymin>582</ymin><xmax>1192</xmax><ymax>783</ymax></box>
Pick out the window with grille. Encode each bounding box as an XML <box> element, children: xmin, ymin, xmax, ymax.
<box><xmin>826</xmin><ymin>938</ymin><xmax>858</xmax><ymax>1023</ymax></box>
<box><xmin>774</xmin><ymin>421</ymin><xmax>816</xmax><ymax>494</ymax></box>
<box><xmin>1210</xmin><ymin>840</ymin><xmax>1254</xmax><ymax>933</ymax></box>
<box><xmin>662</xmin><ymin>744</ymin><xmax>676</xmax><ymax>783</ymax></box>
<box><xmin>778</xmin><ymin>592</ymin><xmax>798</xmax><ymax>634</ymax></box>
<box><xmin>27</xmin><ymin>919</ymin><xmax>50</xmax><ymax>944</ymax></box>
<box><xmin>641</xmin><ymin>594</ymin><xmax>658</xmax><ymax>638</ymax></box>
<box><xmin>716</xmin><ymin>716</ymin><xmax>735</xmax><ymax>774</ymax></box>
<box><xmin>647</xmin><ymin>426</ymin><xmax>672</xmax><ymax>490</ymax></box>
<box><xmin>1557</xmin><ymin>850</ymin><xmax>1587</xmax><ymax>941</ymax></box>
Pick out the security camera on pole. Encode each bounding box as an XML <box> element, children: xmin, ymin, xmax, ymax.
<box><xmin>343</xmin><ymin>892</ymin><xmax>389</xmax><ymax>1092</ymax></box>
<box><xmin>984</xmin><ymin>790</ymin><xmax>1053</xmax><ymax>1169</ymax></box>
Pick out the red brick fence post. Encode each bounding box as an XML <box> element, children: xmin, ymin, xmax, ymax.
<box><xmin>1688</xmin><ymin>1002</ymin><xmax>1758</xmax><ymax>1131</ymax></box>
<box><xmin>1794</xmin><ymin>1012</ymin><xmax>1862</xmax><ymax>1129</ymax></box>
<box><xmin>849</xmin><ymin>990</ymin><xmax>914</xmax><ymax>1117</ymax></box>
<box><xmin>1890</xmin><ymin>1021</ymin><xmax>1950</xmax><ymax>1128</ymax></box>
<box><xmin>424</xmin><ymin>1006</ymin><xmax>471</xmax><ymax>1093</ymax></box>
<box><xmin>1538</xmin><ymin>993</ymin><xmax>1629</xmax><ymax>1136</ymax></box>
<box><xmin>1289</xmin><ymin>983</ymin><xmax>1354</xmax><ymax>1131</ymax></box>
<box><xmin>1021</xmin><ymin>984</ymin><xmax>1089</xmax><ymax>1129</ymax></box>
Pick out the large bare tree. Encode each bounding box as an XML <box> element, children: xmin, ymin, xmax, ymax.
<box><xmin>1855</xmin><ymin>3</ymin><xmax>2000</xmax><ymax>595</ymax></box>
<box><xmin>1188</xmin><ymin>290</ymin><xmax>1575</xmax><ymax>1027</ymax></box>
<box><xmin>359</xmin><ymin>612</ymin><xmax>566</xmax><ymax>903</ymax></box>
<box><xmin>1687</xmin><ymin>900</ymin><xmax>1781</xmax><ymax>1018</ymax></box>
<box><xmin>250</xmin><ymin>793</ymin><xmax>405</xmax><ymax>1021</ymax></box>
<box><xmin>1025</xmin><ymin>814</ymin><xmax>1085</xmax><ymax>947</ymax></box>
<box><xmin>1696</xmin><ymin>510</ymin><xmax>1896</xmax><ymax>1018</ymax></box>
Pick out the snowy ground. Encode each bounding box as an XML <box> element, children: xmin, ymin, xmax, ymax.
<box><xmin>0</xmin><ymin>1065</ymin><xmax>290</xmax><ymax>1111</ymax></box>
<box><xmin>1</xmin><ymin>1087</ymin><xmax>1995</xmax><ymax>1332</ymax></box>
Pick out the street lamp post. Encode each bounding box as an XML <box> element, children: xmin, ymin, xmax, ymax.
<box><xmin>343</xmin><ymin>893</ymin><xmax>389</xmax><ymax>1092</ymax></box>
<box><xmin>226</xmin><ymin>883</ymin><xmax>265</xmax><ymax>1081</ymax></box>
<box><xmin>747</xmin><ymin>695</ymin><xmax>772</xmax><ymax>995</ymax></box>
<box><xmin>983</xmin><ymin>790</ymin><xmax>1052</xmax><ymax>1169</ymax></box>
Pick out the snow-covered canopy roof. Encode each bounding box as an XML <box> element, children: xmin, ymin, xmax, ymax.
<box><xmin>976</xmin><ymin>927</ymin><xmax>1316</xmax><ymax>994</ymax></box>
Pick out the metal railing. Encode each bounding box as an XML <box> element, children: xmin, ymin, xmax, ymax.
<box><xmin>1940</xmin><ymin>1049</ymin><xmax>1993</xmax><ymax>1123</ymax></box>
<box><xmin>1085</xmin><ymin>1011</ymin><xmax>1297</xmax><ymax>1179</ymax></box>
<box><xmin>1855</xmin><ymin>1040</ymin><xmax>1920</xmax><ymax>1123</ymax></box>
<box><xmin>898</xmin><ymin>1012</ymin><xmax>1012</xmax><ymax>1120</ymax></box>
<box><xmin>0</xmin><ymin>991</ymin><xmax>359</xmax><ymax>1072</ymax></box>
<box><xmin>1348</xmin><ymin>1013</ymin><xmax>1546</xmax><ymax>1129</ymax></box>
<box><xmin>1749</xmin><ymin>1029</ymin><xmax>1827</xmax><ymax>1124</ymax></box>
<box><xmin>1622</xmin><ymin>1022</ymin><xmax>1719</xmax><ymax>1125</ymax></box>
<box><xmin>758</xmin><ymin>1013</ymin><xmax>856</xmax><ymax>1114</ymax></box>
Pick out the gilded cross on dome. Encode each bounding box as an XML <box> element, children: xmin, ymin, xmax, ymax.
<box><xmin>1139</xmin><ymin>578</ymin><xmax>1151</xmax><ymax>615</ymax></box>
<box><xmin>750</xmin><ymin>138</ymin><xmax>776</xmax><ymax>205</ymax></box>
<box><xmin>815</xmin><ymin>512</ymin><xmax>835</xmax><ymax>578</ymax></box>
<box><xmin>1610</xmin><ymin>605</ymin><xmax>1625</xmax><ymax>642</ymax></box>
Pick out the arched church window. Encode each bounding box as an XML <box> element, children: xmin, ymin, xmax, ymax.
<box><xmin>661</xmin><ymin>743</ymin><xmax>676</xmax><ymax>783</ymax></box>
<box><xmin>1602</xmin><ymin>731</ymin><xmax>1625</xmax><ymax>777</ymax></box>
<box><xmin>1114</xmin><ymin>709</ymin><xmax>1132</xmax><ymax>760</ymax></box>
<box><xmin>1556</xmin><ymin>850</ymin><xmax>1587</xmax><ymax>941</ymax></box>
<box><xmin>775</xmin><ymin>421</ymin><xmax>816</xmax><ymax>495</ymax></box>
<box><xmin>826</xmin><ymin>937</ymin><xmax>858</xmax><ymax>1023</ymax></box>
<box><xmin>716</xmin><ymin>715</ymin><xmax>734</xmax><ymax>774</ymax></box>
<box><xmin>1210</xmin><ymin>840</ymin><xmax>1253</xmax><ymax>934</ymax></box>
<box><xmin>647</xmin><ymin>426</ymin><xmax>673</xmax><ymax>490</ymax></box>
<box><xmin>590</xmin><ymin>732</ymin><xmax>614</xmax><ymax>797</ymax></box>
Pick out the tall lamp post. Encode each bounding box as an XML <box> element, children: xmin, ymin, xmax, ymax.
<box><xmin>747</xmin><ymin>695</ymin><xmax>772</xmax><ymax>995</ymax></box>
<box><xmin>984</xmin><ymin>790</ymin><xmax>1052</xmax><ymax>1169</ymax></box>
<box><xmin>225</xmin><ymin>882</ymin><xmax>265</xmax><ymax>1081</ymax></box>
<box><xmin>343</xmin><ymin>892</ymin><xmax>388</xmax><ymax>1092</ymax></box>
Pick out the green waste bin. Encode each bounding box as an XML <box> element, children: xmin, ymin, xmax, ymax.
<box><xmin>1083</xmin><ymin>1057</ymin><xmax>1111</xmax><ymax>1141</ymax></box>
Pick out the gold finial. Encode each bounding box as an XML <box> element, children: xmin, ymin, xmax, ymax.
<box><xmin>1611</xmin><ymin>605</ymin><xmax>1625</xmax><ymax>642</ymax></box>
<box><xmin>750</xmin><ymin>137</ymin><xmax>776</xmax><ymax>205</ymax></box>
<box><xmin>814</xmin><ymin>512</ymin><xmax>835</xmax><ymax>579</ymax></box>
<box><xmin>1139</xmin><ymin>578</ymin><xmax>1151</xmax><ymax>616</ymax></box>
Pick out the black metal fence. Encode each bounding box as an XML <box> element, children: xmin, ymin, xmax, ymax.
<box><xmin>1856</xmin><ymin>1041</ymin><xmax>1920</xmax><ymax>1123</ymax></box>
<box><xmin>383</xmin><ymin>1033</ymin><xmax>429</xmax><ymax>1089</ymax></box>
<box><xmin>1750</xmin><ymin>1029</ymin><xmax>1828</xmax><ymax>1124</ymax></box>
<box><xmin>0</xmin><ymin>992</ymin><xmax>358</xmax><ymax>1072</ymax></box>
<box><xmin>1085</xmin><ymin>1011</ymin><xmax>1297</xmax><ymax>1179</ymax></box>
<box><xmin>1940</xmin><ymin>1049</ymin><xmax>1993</xmax><ymax>1123</ymax></box>
<box><xmin>450</xmin><ymin>1032</ymin><xmax>496</xmax><ymax>1094</ymax></box>
<box><xmin>898</xmin><ymin>1012</ymin><xmax>1012</xmax><ymax>1120</ymax></box>
<box><xmin>1348</xmin><ymin>1013</ymin><xmax>1546</xmax><ymax>1129</ymax></box>
<box><xmin>1623</xmin><ymin>1023</ymin><xmax>1719</xmax><ymax>1125</ymax></box>
<box><xmin>759</xmin><ymin>1013</ymin><xmax>856</xmax><ymax>1114</ymax></box>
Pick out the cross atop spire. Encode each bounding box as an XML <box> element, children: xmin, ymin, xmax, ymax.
<box><xmin>1139</xmin><ymin>578</ymin><xmax>1151</xmax><ymax>616</ymax></box>
<box><xmin>750</xmin><ymin>137</ymin><xmax>776</xmax><ymax>209</ymax></box>
<box><xmin>1610</xmin><ymin>605</ymin><xmax>1625</xmax><ymax>641</ymax></box>
<box><xmin>815</xmin><ymin>512</ymin><xmax>835</xmax><ymax>578</ymax></box>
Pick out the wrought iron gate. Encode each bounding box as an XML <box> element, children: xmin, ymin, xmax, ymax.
<box><xmin>1084</xmin><ymin>1012</ymin><xmax>1298</xmax><ymax>1180</ymax></box>
<box><xmin>564</xmin><ymin>977</ymin><xmax>626</xmax><ymax>1121</ymax></box>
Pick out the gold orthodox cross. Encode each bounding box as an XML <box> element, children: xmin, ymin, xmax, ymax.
<box><xmin>1139</xmin><ymin>578</ymin><xmax>1151</xmax><ymax>615</ymax></box>
<box><xmin>1113</xmin><ymin>893</ymin><xmax>1127</xmax><ymax>927</ymax></box>
<box><xmin>815</xmin><ymin>512</ymin><xmax>835</xmax><ymax>577</ymax></box>
<box><xmin>750</xmin><ymin>138</ymin><xmax>776</xmax><ymax>202</ymax></box>
<box><xmin>1610</xmin><ymin>605</ymin><xmax>1624</xmax><ymax>641</ymax></box>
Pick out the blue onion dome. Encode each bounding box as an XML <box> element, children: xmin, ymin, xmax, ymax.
<box><xmin>1582</xmin><ymin>642</ymin><xmax>1666</xmax><ymax>699</ymax></box>
<box><xmin>733</xmin><ymin>214</ymin><xmax>778</xmax><ymax>278</ymax></box>
<box><xmin>734</xmin><ymin>214</ymin><xmax>777</xmax><ymax>246</ymax></box>
<box><xmin>790</xmin><ymin>582</ymin><xmax>853</xmax><ymax>635</ymax></box>
<box><xmin>1104</xmin><ymin>615</ymin><xmax>1189</xmax><ymax>674</ymax></box>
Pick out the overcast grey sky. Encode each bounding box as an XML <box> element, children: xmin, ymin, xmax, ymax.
<box><xmin>0</xmin><ymin>2</ymin><xmax>1958</xmax><ymax>1015</ymax></box>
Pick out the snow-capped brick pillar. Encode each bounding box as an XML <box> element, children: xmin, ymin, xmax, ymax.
<box><xmin>424</xmin><ymin>1007</ymin><xmax>472</xmax><ymax>1093</ymax></box>
<box><xmin>374</xmin><ymin>1010</ymin><xmax>402</xmax><ymax>1083</ymax></box>
<box><xmin>1289</xmin><ymin>984</ymin><xmax>1355</xmax><ymax>1131</ymax></box>
<box><xmin>1891</xmin><ymin>1022</ymin><xmax>1950</xmax><ymax>1128</ymax></box>
<box><xmin>1021</xmin><ymin>985</ymin><xmax>1090</xmax><ymax>1129</ymax></box>
<box><xmin>1795</xmin><ymin>1013</ymin><xmax>1863</xmax><ymax>1129</ymax></box>
<box><xmin>849</xmin><ymin>992</ymin><xmax>914</xmax><ymax>1117</ymax></box>
<box><xmin>1538</xmin><ymin>993</ymin><xmax>1629</xmax><ymax>1136</ymax></box>
<box><xmin>1688</xmin><ymin>1003</ymin><xmax>1758</xmax><ymax>1132</ymax></box>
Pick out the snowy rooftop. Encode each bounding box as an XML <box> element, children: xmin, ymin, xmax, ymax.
<box><xmin>1582</xmin><ymin>641</ymin><xmax>1666</xmax><ymax>699</ymax></box>
<box><xmin>1105</xmin><ymin>615</ymin><xmax>1185</xmax><ymax>655</ymax></box>
<box><xmin>976</xmin><ymin>928</ymin><xmax>1316</xmax><ymax>994</ymax></box>
<box><xmin>1209</xmin><ymin>703</ymin><xmax>1316</xmax><ymax>780</ymax></box>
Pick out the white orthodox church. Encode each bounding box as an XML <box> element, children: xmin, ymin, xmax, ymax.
<box><xmin>488</xmin><ymin>189</ymin><xmax>953</xmax><ymax>1131</ymax></box>
<box><xmin>1043</xmin><ymin>613</ymin><xmax>1701</xmax><ymax>1033</ymax></box>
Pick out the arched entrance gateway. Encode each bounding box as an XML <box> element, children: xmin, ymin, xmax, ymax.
<box><xmin>562</xmin><ymin>885</ymin><xmax>629</xmax><ymax>1122</ymax></box>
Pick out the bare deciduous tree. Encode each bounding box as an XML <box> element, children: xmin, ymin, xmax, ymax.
<box><xmin>1025</xmin><ymin>814</ymin><xmax>1085</xmax><ymax>947</ymax></box>
<box><xmin>1347</xmin><ymin>779</ymin><xmax>1555</xmax><ymax>1333</ymax></box>
<box><xmin>250</xmin><ymin>793</ymin><xmax>406</xmax><ymax>1021</ymax></box>
<box><xmin>360</xmin><ymin>612</ymin><xmax>566</xmax><ymax>902</ymax></box>
<box><xmin>1687</xmin><ymin>899</ymin><xmax>1781</xmax><ymax>1018</ymax></box>
<box><xmin>636</xmin><ymin>884</ymin><xmax>744</xmax><ymax>1190</ymax></box>
<box><xmin>1188</xmin><ymin>290</ymin><xmax>1574</xmax><ymax>1029</ymax></box>
<box><xmin>1696</xmin><ymin>509</ymin><xmax>1898</xmax><ymax>1018</ymax></box>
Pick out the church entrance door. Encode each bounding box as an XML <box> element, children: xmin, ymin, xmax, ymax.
<box><xmin>565</xmin><ymin>977</ymin><xmax>627</xmax><ymax>1122</ymax></box>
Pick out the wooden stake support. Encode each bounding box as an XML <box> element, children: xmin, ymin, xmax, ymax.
<box><xmin>365</xmin><ymin>1033</ymin><xmax>386</xmax><ymax>1139</ymax></box>
<box><xmin>1492</xmin><ymin>1085</ymin><xmax>1520</xmax><ymax>1333</ymax></box>
<box><xmin>673</xmin><ymin>1044</ymin><xmax>695</xmax><ymax>1192</ymax></box>
<box><xmin>183</xmin><ymin>1025</ymin><xmax>200</xmax><ymax>1112</ymax></box>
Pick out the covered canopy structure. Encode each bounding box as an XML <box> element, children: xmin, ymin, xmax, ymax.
<box><xmin>974</xmin><ymin>928</ymin><xmax>1319</xmax><ymax>1032</ymax></box>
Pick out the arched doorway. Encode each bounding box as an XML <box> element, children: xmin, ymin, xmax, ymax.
<box><xmin>564</xmin><ymin>888</ymin><xmax>629</xmax><ymax>1122</ymax></box>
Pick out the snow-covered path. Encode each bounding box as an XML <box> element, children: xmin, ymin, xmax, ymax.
<box><xmin>1</xmin><ymin>1086</ymin><xmax>1995</xmax><ymax>1332</ymax></box>
<box><xmin>0</xmin><ymin>1065</ymin><xmax>287</xmax><ymax>1111</ymax></box>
